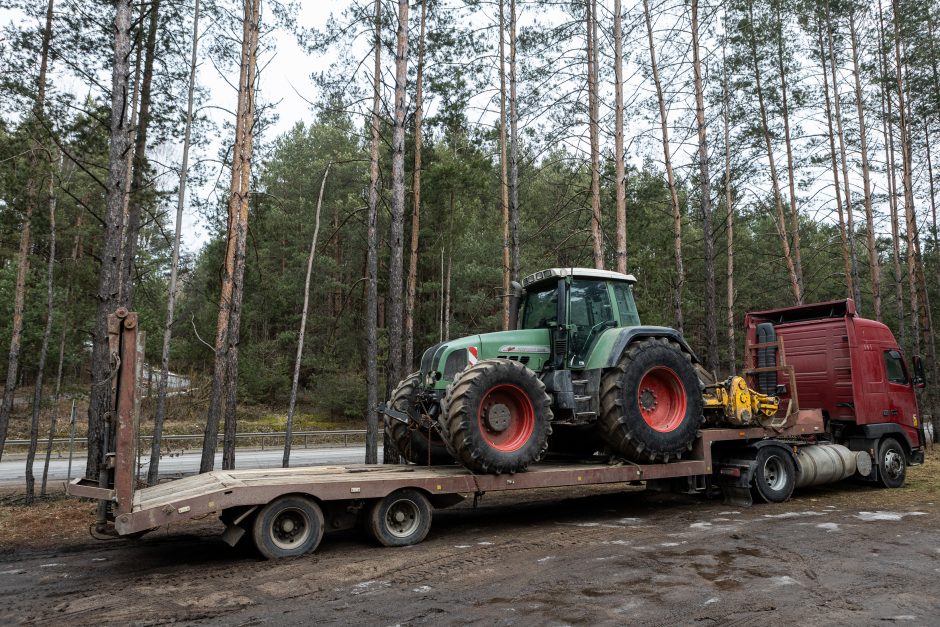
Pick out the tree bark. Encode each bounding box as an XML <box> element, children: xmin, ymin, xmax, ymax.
<box><xmin>691</xmin><ymin>0</ymin><xmax>717</xmax><ymax>374</ymax></box>
<box><xmin>283</xmin><ymin>164</ymin><xmax>329</xmax><ymax>468</ymax></box>
<box><xmin>150</xmin><ymin>0</ymin><xmax>199</xmax><ymax>485</ymax></box>
<box><xmin>848</xmin><ymin>9</ymin><xmax>881</xmax><ymax>320</ymax></box>
<box><xmin>498</xmin><ymin>0</ymin><xmax>510</xmax><ymax>329</ymax></box>
<box><xmin>86</xmin><ymin>0</ymin><xmax>133</xmax><ymax>479</ymax></box>
<box><xmin>202</xmin><ymin>0</ymin><xmax>258</xmax><ymax>472</ymax></box>
<box><xmin>644</xmin><ymin>0</ymin><xmax>683</xmax><ymax>332</ymax></box>
<box><xmin>613</xmin><ymin>0</ymin><xmax>627</xmax><ymax>274</ymax></box>
<box><xmin>722</xmin><ymin>37</ymin><xmax>735</xmax><ymax>374</ymax></box>
<box><xmin>826</xmin><ymin>3</ymin><xmax>861</xmax><ymax>308</ymax></box>
<box><xmin>509</xmin><ymin>0</ymin><xmax>521</xmax><ymax>283</ymax></box>
<box><xmin>25</xmin><ymin>159</ymin><xmax>57</xmax><ymax>503</ymax></box>
<box><xmin>365</xmin><ymin>0</ymin><xmax>381</xmax><ymax>465</ymax></box>
<box><xmin>586</xmin><ymin>0</ymin><xmax>603</xmax><ymax>269</ymax></box>
<box><xmin>222</xmin><ymin>0</ymin><xmax>261</xmax><ymax>471</ymax></box>
<box><xmin>745</xmin><ymin>0</ymin><xmax>800</xmax><ymax>306</ymax></box>
<box><xmin>384</xmin><ymin>0</ymin><xmax>410</xmax><ymax>464</ymax></box>
<box><xmin>404</xmin><ymin>0</ymin><xmax>427</xmax><ymax>369</ymax></box>
<box><xmin>816</xmin><ymin>14</ymin><xmax>852</xmax><ymax>301</ymax></box>
<box><xmin>775</xmin><ymin>3</ymin><xmax>804</xmax><ymax>303</ymax></box>
<box><xmin>119</xmin><ymin>0</ymin><xmax>161</xmax><ymax>308</ymax></box>
<box><xmin>0</xmin><ymin>0</ymin><xmax>55</xmax><ymax>462</ymax></box>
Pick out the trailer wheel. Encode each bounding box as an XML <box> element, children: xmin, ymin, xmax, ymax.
<box><xmin>598</xmin><ymin>338</ymin><xmax>703</xmax><ymax>463</ymax></box>
<box><xmin>367</xmin><ymin>489</ymin><xmax>432</xmax><ymax>547</ymax></box>
<box><xmin>252</xmin><ymin>496</ymin><xmax>324</xmax><ymax>559</ymax></box>
<box><xmin>442</xmin><ymin>359</ymin><xmax>552</xmax><ymax>474</ymax></box>
<box><xmin>385</xmin><ymin>373</ymin><xmax>453</xmax><ymax>465</ymax></box>
<box><xmin>751</xmin><ymin>447</ymin><xmax>795</xmax><ymax>503</ymax></box>
<box><xmin>877</xmin><ymin>437</ymin><xmax>906</xmax><ymax>489</ymax></box>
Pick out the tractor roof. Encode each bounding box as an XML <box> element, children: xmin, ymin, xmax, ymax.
<box><xmin>521</xmin><ymin>267</ymin><xmax>637</xmax><ymax>289</ymax></box>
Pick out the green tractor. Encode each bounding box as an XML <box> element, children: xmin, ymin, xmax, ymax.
<box><xmin>383</xmin><ymin>268</ymin><xmax>704</xmax><ymax>474</ymax></box>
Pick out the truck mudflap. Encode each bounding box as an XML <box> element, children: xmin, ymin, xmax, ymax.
<box><xmin>714</xmin><ymin>459</ymin><xmax>755</xmax><ymax>507</ymax></box>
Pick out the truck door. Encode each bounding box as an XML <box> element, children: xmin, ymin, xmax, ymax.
<box><xmin>883</xmin><ymin>348</ymin><xmax>919</xmax><ymax>445</ymax></box>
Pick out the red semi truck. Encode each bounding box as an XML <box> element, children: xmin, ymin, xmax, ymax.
<box><xmin>68</xmin><ymin>301</ymin><xmax>928</xmax><ymax>559</ymax></box>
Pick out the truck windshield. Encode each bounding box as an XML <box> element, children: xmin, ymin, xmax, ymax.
<box><xmin>520</xmin><ymin>285</ymin><xmax>558</xmax><ymax>329</ymax></box>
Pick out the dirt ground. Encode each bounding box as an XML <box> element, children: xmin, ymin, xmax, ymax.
<box><xmin>1</xmin><ymin>451</ymin><xmax>939</xmax><ymax>626</ymax></box>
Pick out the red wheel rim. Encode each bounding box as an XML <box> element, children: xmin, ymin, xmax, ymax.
<box><xmin>477</xmin><ymin>384</ymin><xmax>535</xmax><ymax>452</ymax></box>
<box><xmin>636</xmin><ymin>366</ymin><xmax>687</xmax><ymax>433</ymax></box>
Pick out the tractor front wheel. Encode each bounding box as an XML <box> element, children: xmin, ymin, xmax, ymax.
<box><xmin>441</xmin><ymin>359</ymin><xmax>552</xmax><ymax>474</ymax></box>
<box><xmin>598</xmin><ymin>338</ymin><xmax>703</xmax><ymax>463</ymax></box>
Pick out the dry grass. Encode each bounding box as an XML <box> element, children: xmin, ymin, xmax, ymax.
<box><xmin>0</xmin><ymin>490</ymin><xmax>99</xmax><ymax>552</ymax></box>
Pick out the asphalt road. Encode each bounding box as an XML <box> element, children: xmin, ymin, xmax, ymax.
<box><xmin>0</xmin><ymin>446</ymin><xmax>380</xmax><ymax>485</ymax></box>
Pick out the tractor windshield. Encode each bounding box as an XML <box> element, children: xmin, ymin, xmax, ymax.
<box><xmin>520</xmin><ymin>284</ymin><xmax>558</xmax><ymax>329</ymax></box>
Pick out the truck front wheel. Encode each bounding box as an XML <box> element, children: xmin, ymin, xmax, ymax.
<box><xmin>252</xmin><ymin>495</ymin><xmax>325</xmax><ymax>559</ymax></box>
<box><xmin>877</xmin><ymin>437</ymin><xmax>907</xmax><ymax>488</ymax></box>
<box><xmin>751</xmin><ymin>446</ymin><xmax>795</xmax><ymax>503</ymax></box>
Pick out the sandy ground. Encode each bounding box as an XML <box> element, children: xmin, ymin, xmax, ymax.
<box><xmin>1</xmin><ymin>452</ymin><xmax>938</xmax><ymax>625</ymax></box>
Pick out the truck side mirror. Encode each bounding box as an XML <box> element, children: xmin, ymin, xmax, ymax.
<box><xmin>912</xmin><ymin>355</ymin><xmax>927</xmax><ymax>389</ymax></box>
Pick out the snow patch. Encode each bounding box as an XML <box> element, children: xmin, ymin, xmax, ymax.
<box><xmin>660</xmin><ymin>542</ymin><xmax>681</xmax><ymax>547</ymax></box>
<box><xmin>412</xmin><ymin>585</ymin><xmax>432</xmax><ymax>593</ymax></box>
<box><xmin>39</xmin><ymin>563</ymin><xmax>64</xmax><ymax>568</ymax></box>
<box><xmin>762</xmin><ymin>511</ymin><xmax>823</xmax><ymax>519</ymax></box>
<box><xmin>537</xmin><ymin>556</ymin><xmax>554</xmax><ymax>563</ymax></box>
<box><xmin>855</xmin><ymin>511</ymin><xmax>927</xmax><ymax>522</ymax></box>
<box><xmin>477</xmin><ymin>541</ymin><xmax>493</xmax><ymax>546</ymax></box>
<box><xmin>0</xmin><ymin>570</ymin><xmax>24</xmax><ymax>575</ymax></box>
<box><xmin>453</xmin><ymin>545</ymin><xmax>472</xmax><ymax>549</ymax></box>
<box><xmin>717</xmin><ymin>511</ymin><xmax>740</xmax><ymax>515</ymax></box>
<box><xmin>816</xmin><ymin>522</ymin><xmax>841</xmax><ymax>532</ymax></box>
<box><xmin>887</xmin><ymin>616</ymin><xmax>917</xmax><ymax>621</ymax></box>
<box><xmin>770</xmin><ymin>575</ymin><xmax>799</xmax><ymax>586</ymax></box>
<box><xmin>689</xmin><ymin>522</ymin><xmax>712</xmax><ymax>529</ymax></box>
<box><xmin>703</xmin><ymin>597</ymin><xmax>719</xmax><ymax>606</ymax></box>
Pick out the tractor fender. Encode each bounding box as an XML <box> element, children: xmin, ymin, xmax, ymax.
<box><xmin>602</xmin><ymin>326</ymin><xmax>700</xmax><ymax>368</ymax></box>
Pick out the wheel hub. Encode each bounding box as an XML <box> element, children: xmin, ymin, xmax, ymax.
<box><xmin>639</xmin><ymin>388</ymin><xmax>658</xmax><ymax>411</ymax></box>
<box><xmin>884</xmin><ymin>450</ymin><xmax>903</xmax><ymax>477</ymax></box>
<box><xmin>483</xmin><ymin>403</ymin><xmax>512</xmax><ymax>432</ymax></box>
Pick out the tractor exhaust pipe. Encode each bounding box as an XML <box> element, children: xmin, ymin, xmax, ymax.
<box><xmin>508</xmin><ymin>281</ymin><xmax>524</xmax><ymax>330</ymax></box>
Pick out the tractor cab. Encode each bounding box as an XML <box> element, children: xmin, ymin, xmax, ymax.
<box><xmin>515</xmin><ymin>268</ymin><xmax>640</xmax><ymax>369</ymax></box>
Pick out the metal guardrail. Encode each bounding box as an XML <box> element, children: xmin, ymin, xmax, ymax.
<box><xmin>4</xmin><ymin>429</ymin><xmax>368</xmax><ymax>451</ymax></box>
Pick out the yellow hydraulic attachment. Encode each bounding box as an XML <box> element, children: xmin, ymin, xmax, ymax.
<box><xmin>702</xmin><ymin>376</ymin><xmax>780</xmax><ymax>427</ymax></box>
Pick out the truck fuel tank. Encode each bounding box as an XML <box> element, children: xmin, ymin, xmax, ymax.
<box><xmin>795</xmin><ymin>444</ymin><xmax>872</xmax><ymax>488</ymax></box>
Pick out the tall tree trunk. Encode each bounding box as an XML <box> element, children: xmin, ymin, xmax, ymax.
<box><xmin>722</xmin><ymin>37</ymin><xmax>735</xmax><ymax>374</ymax></box>
<box><xmin>119</xmin><ymin>0</ymin><xmax>161</xmax><ymax>308</ymax></box>
<box><xmin>25</xmin><ymin>162</ymin><xmax>57</xmax><ymax>503</ymax></box>
<box><xmin>404</xmin><ymin>0</ymin><xmax>427</xmax><ymax>369</ymax></box>
<box><xmin>509</xmin><ymin>0</ymin><xmax>521</xmax><ymax>283</ymax></box>
<box><xmin>586</xmin><ymin>0</ymin><xmax>603</xmax><ymax>269</ymax></box>
<box><xmin>848</xmin><ymin>9</ymin><xmax>881</xmax><ymax>320</ymax></box>
<box><xmin>86</xmin><ymin>0</ymin><xmax>133</xmax><ymax>479</ymax></box>
<box><xmin>201</xmin><ymin>0</ymin><xmax>257</xmax><ymax>472</ymax></box>
<box><xmin>745</xmin><ymin>0</ymin><xmax>800</xmax><ymax>306</ymax></box>
<box><xmin>816</xmin><ymin>14</ymin><xmax>852</xmax><ymax>301</ymax></box>
<box><xmin>613</xmin><ymin>0</ymin><xmax>627</xmax><ymax>274</ymax></box>
<box><xmin>498</xmin><ymin>0</ymin><xmax>510</xmax><ymax>329</ymax></box>
<box><xmin>775</xmin><ymin>3</ymin><xmax>804</xmax><ymax>302</ymax></box>
<box><xmin>826</xmin><ymin>4</ymin><xmax>861</xmax><ymax>308</ymax></box>
<box><xmin>283</xmin><ymin>164</ymin><xmax>329</xmax><ymax>468</ymax></box>
<box><xmin>691</xmin><ymin>0</ymin><xmax>716</xmax><ymax>374</ymax></box>
<box><xmin>222</xmin><ymin>0</ymin><xmax>261</xmax><ymax>471</ymax></box>
<box><xmin>878</xmin><ymin>0</ymin><xmax>905</xmax><ymax>349</ymax></box>
<box><xmin>365</xmin><ymin>0</ymin><xmax>381</xmax><ymax>465</ymax></box>
<box><xmin>384</xmin><ymin>0</ymin><xmax>410</xmax><ymax>464</ymax></box>
<box><xmin>644</xmin><ymin>0</ymin><xmax>683</xmax><ymax>332</ymax></box>
<box><xmin>0</xmin><ymin>0</ymin><xmax>54</xmax><ymax>462</ymax></box>
<box><xmin>150</xmin><ymin>0</ymin><xmax>199</xmax><ymax>485</ymax></box>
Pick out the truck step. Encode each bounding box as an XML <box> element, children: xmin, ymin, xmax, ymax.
<box><xmin>575</xmin><ymin>411</ymin><xmax>597</xmax><ymax>417</ymax></box>
<box><xmin>572</xmin><ymin>379</ymin><xmax>589</xmax><ymax>385</ymax></box>
<box><xmin>575</xmin><ymin>395</ymin><xmax>592</xmax><ymax>402</ymax></box>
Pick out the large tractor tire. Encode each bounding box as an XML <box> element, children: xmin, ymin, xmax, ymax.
<box><xmin>385</xmin><ymin>373</ymin><xmax>453</xmax><ymax>466</ymax></box>
<box><xmin>441</xmin><ymin>359</ymin><xmax>553</xmax><ymax>474</ymax></box>
<box><xmin>598</xmin><ymin>337</ymin><xmax>703</xmax><ymax>463</ymax></box>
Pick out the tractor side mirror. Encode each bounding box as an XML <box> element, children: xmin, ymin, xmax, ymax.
<box><xmin>912</xmin><ymin>355</ymin><xmax>927</xmax><ymax>389</ymax></box>
<box><xmin>507</xmin><ymin>281</ymin><xmax>524</xmax><ymax>330</ymax></box>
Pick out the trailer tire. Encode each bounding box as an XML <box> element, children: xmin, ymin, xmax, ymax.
<box><xmin>386</xmin><ymin>373</ymin><xmax>453</xmax><ymax>465</ymax></box>
<box><xmin>252</xmin><ymin>495</ymin><xmax>324</xmax><ymax>559</ymax></box>
<box><xmin>876</xmin><ymin>437</ymin><xmax>906</xmax><ymax>488</ymax></box>
<box><xmin>441</xmin><ymin>359</ymin><xmax>552</xmax><ymax>474</ymax></box>
<box><xmin>751</xmin><ymin>446</ymin><xmax>795</xmax><ymax>503</ymax></box>
<box><xmin>367</xmin><ymin>488</ymin><xmax>433</xmax><ymax>547</ymax></box>
<box><xmin>598</xmin><ymin>338</ymin><xmax>703</xmax><ymax>463</ymax></box>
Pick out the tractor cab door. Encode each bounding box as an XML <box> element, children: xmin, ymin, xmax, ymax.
<box><xmin>567</xmin><ymin>279</ymin><xmax>616</xmax><ymax>368</ymax></box>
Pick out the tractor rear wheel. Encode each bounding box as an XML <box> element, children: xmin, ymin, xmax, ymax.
<box><xmin>385</xmin><ymin>373</ymin><xmax>453</xmax><ymax>465</ymax></box>
<box><xmin>598</xmin><ymin>338</ymin><xmax>703</xmax><ymax>463</ymax></box>
<box><xmin>441</xmin><ymin>359</ymin><xmax>552</xmax><ymax>474</ymax></box>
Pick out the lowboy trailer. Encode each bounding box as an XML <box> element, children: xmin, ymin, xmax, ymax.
<box><xmin>68</xmin><ymin>305</ymin><xmax>926</xmax><ymax>559</ymax></box>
